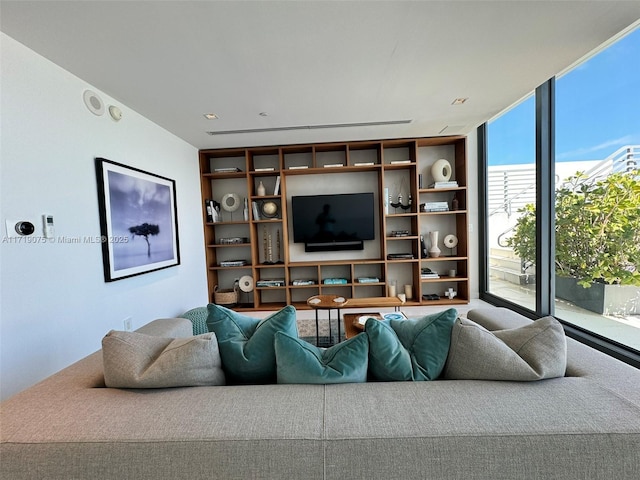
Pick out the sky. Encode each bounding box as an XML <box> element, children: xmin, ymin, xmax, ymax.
<box><xmin>487</xmin><ymin>26</ymin><xmax>640</xmax><ymax>166</ymax></box>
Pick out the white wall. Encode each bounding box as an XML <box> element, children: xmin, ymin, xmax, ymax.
<box><xmin>0</xmin><ymin>34</ymin><xmax>208</xmax><ymax>401</ymax></box>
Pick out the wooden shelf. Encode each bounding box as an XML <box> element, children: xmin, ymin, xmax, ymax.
<box><xmin>209</xmin><ymin>264</ymin><xmax>252</xmax><ymax>270</ymax></box>
<box><xmin>420</xmin><ymin>256</ymin><xmax>467</xmax><ymax>262</ymax></box>
<box><xmin>419</xmin><ymin>186</ymin><xmax>466</xmax><ymax>194</ymax></box>
<box><xmin>205</xmin><ymin>220</ymin><xmax>249</xmax><ymax>226</ymax></box>
<box><xmin>419</xmin><ymin>210</ymin><xmax>467</xmax><ymax>216</ymax></box>
<box><xmin>199</xmin><ymin>136</ymin><xmax>469</xmax><ymax>309</ymax></box>
<box><xmin>207</xmin><ymin>242</ymin><xmax>251</xmax><ymax>247</ymax></box>
<box><xmin>421</xmin><ymin>276</ymin><xmax>468</xmax><ymax>283</ymax></box>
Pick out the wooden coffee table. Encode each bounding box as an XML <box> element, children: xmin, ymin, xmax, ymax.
<box><xmin>342</xmin><ymin>312</ymin><xmax>384</xmax><ymax>339</ymax></box>
<box><xmin>343</xmin><ymin>310</ymin><xmax>409</xmax><ymax>339</ymax></box>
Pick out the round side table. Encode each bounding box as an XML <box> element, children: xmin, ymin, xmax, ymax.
<box><xmin>306</xmin><ymin>294</ymin><xmax>347</xmax><ymax>346</ymax></box>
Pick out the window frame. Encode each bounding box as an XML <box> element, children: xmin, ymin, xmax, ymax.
<box><xmin>478</xmin><ymin>80</ymin><xmax>640</xmax><ymax>369</ymax></box>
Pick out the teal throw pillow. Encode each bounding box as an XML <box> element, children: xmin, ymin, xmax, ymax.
<box><xmin>364</xmin><ymin>318</ymin><xmax>413</xmax><ymax>381</ymax></box>
<box><xmin>206</xmin><ymin>304</ymin><xmax>298</xmax><ymax>384</ymax></box>
<box><xmin>366</xmin><ymin>308</ymin><xmax>457</xmax><ymax>381</ymax></box>
<box><xmin>274</xmin><ymin>332</ymin><xmax>369</xmax><ymax>384</ymax></box>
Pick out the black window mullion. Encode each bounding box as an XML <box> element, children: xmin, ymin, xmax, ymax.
<box><xmin>535</xmin><ymin>79</ymin><xmax>555</xmax><ymax>316</ymax></box>
<box><xmin>477</xmin><ymin>123</ymin><xmax>489</xmax><ymax>295</ymax></box>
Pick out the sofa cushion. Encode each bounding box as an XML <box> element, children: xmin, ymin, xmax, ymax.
<box><xmin>443</xmin><ymin>316</ymin><xmax>567</xmax><ymax>381</ymax></box>
<box><xmin>102</xmin><ymin>330</ymin><xmax>225</xmax><ymax>388</ymax></box>
<box><xmin>274</xmin><ymin>332</ymin><xmax>369</xmax><ymax>384</ymax></box>
<box><xmin>364</xmin><ymin>318</ymin><xmax>413</xmax><ymax>381</ymax></box>
<box><xmin>366</xmin><ymin>308</ymin><xmax>457</xmax><ymax>381</ymax></box>
<box><xmin>206</xmin><ymin>304</ymin><xmax>298</xmax><ymax>384</ymax></box>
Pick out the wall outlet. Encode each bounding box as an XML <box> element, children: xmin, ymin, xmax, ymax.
<box><xmin>123</xmin><ymin>317</ymin><xmax>132</xmax><ymax>332</ymax></box>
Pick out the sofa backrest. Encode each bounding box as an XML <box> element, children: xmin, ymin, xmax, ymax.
<box><xmin>467</xmin><ymin>307</ymin><xmax>640</xmax><ymax>408</ymax></box>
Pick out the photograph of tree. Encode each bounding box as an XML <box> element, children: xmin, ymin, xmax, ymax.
<box><xmin>95</xmin><ymin>158</ymin><xmax>180</xmax><ymax>282</ymax></box>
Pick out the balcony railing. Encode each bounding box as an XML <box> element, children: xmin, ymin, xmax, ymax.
<box><xmin>488</xmin><ymin>145</ymin><xmax>639</xmax><ymax>219</ymax></box>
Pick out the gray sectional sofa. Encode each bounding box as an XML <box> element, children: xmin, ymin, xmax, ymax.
<box><xmin>1</xmin><ymin>307</ymin><xmax>639</xmax><ymax>480</ymax></box>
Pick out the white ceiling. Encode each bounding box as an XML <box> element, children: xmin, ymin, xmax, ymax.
<box><xmin>2</xmin><ymin>1</ymin><xmax>640</xmax><ymax>149</ymax></box>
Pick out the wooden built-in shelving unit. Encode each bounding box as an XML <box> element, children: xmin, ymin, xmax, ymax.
<box><xmin>199</xmin><ymin>136</ymin><xmax>469</xmax><ymax>310</ymax></box>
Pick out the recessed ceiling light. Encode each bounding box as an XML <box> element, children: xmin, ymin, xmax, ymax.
<box><xmin>203</xmin><ymin>113</ymin><xmax>219</xmax><ymax>120</ymax></box>
<box><xmin>451</xmin><ymin>98</ymin><xmax>468</xmax><ymax>105</ymax></box>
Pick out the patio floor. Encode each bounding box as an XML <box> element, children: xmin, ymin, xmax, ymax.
<box><xmin>489</xmin><ymin>277</ymin><xmax>640</xmax><ymax>352</ymax></box>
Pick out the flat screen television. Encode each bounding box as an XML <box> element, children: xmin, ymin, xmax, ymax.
<box><xmin>291</xmin><ymin>192</ymin><xmax>375</xmax><ymax>251</ymax></box>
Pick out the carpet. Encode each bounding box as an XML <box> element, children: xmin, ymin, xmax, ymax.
<box><xmin>297</xmin><ymin>317</ymin><xmax>345</xmax><ymax>347</ymax></box>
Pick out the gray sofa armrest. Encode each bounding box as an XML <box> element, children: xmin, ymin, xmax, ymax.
<box><xmin>135</xmin><ymin>318</ymin><xmax>193</xmax><ymax>338</ymax></box>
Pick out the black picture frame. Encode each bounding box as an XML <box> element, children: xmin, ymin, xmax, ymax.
<box><xmin>95</xmin><ymin>157</ymin><xmax>180</xmax><ymax>282</ymax></box>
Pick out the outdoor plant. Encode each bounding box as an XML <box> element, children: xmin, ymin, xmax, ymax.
<box><xmin>507</xmin><ymin>169</ymin><xmax>640</xmax><ymax>287</ymax></box>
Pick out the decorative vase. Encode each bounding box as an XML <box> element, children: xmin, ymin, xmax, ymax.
<box><xmin>431</xmin><ymin>159</ymin><xmax>452</xmax><ymax>183</ymax></box>
<box><xmin>257</xmin><ymin>181</ymin><xmax>266</xmax><ymax>196</ymax></box>
<box><xmin>429</xmin><ymin>231</ymin><xmax>441</xmax><ymax>258</ymax></box>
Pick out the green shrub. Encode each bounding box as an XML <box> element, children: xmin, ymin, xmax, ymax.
<box><xmin>507</xmin><ymin>169</ymin><xmax>640</xmax><ymax>287</ymax></box>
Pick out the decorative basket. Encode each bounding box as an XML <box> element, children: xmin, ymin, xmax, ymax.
<box><xmin>213</xmin><ymin>285</ymin><xmax>238</xmax><ymax>306</ymax></box>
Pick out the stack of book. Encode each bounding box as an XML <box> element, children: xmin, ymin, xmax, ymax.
<box><xmin>256</xmin><ymin>279</ymin><xmax>286</xmax><ymax>287</ymax></box>
<box><xmin>429</xmin><ymin>181</ymin><xmax>458</xmax><ymax>189</ymax></box>
<box><xmin>387</xmin><ymin>253</ymin><xmax>415</xmax><ymax>260</ymax></box>
<box><xmin>292</xmin><ymin>279</ymin><xmax>315</xmax><ymax>286</ymax></box>
<box><xmin>219</xmin><ymin>259</ymin><xmax>248</xmax><ymax>267</ymax></box>
<box><xmin>218</xmin><ymin>237</ymin><xmax>248</xmax><ymax>245</ymax></box>
<box><xmin>424</xmin><ymin>201</ymin><xmax>449</xmax><ymax>212</ymax></box>
<box><xmin>421</xmin><ymin>268</ymin><xmax>440</xmax><ymax>279</ymax></box>
<box><xmin>356</xmin><ymin>277</ymin><xmax>380</xmax><ymax>283</ymax></box>
<box><xmin>323</xmin><ymin>278</ymin><xmax>348</xmax><ymax>285</ymax></box>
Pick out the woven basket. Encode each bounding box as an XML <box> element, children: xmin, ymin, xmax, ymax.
<box><xmin>213</xmin><ymin>285</ymin><xmax>238</xmax><ymax>306</ymax></box>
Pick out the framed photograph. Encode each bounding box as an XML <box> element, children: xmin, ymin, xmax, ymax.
<box><xmin>95</xmin><ymin>158</ymin><xmax>180</xmax><ymax>282</ymax></box>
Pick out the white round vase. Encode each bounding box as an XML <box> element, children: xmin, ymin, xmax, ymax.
<box><xmin>431</xmin><ymin>159</ymin><xmax>452</xmax><ymax>183</ymax></box>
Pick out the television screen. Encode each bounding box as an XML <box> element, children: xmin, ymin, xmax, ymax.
<box><xmin>291</xmin><ymin>193</ymin><xmax>375</xmax><ymax>250</ymax></box>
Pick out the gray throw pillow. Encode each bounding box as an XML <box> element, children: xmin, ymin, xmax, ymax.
<box><xmin>102</xmin><ymin>330</ymin><xmax>226</xmax><ymax>388</ymax></box>
<box><xmin>442</xmin><ymin>316</ymin><xmax>566</xmax><ymax>381</ymax></box>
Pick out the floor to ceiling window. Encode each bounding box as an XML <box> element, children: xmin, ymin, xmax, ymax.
<box><xmin>554</xmin><ymin>26</ymin><xmax>640</xmax><ymax>352</ymax></box>
<box><xmin>480</xmin><ymin>23</ymin><xmax>640</xmax><ymax>361</ymax></box>
<box><xmin>483</xmin><ymin>95</ymin><xmax>536</xmax><ymax>312</ymax></box>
